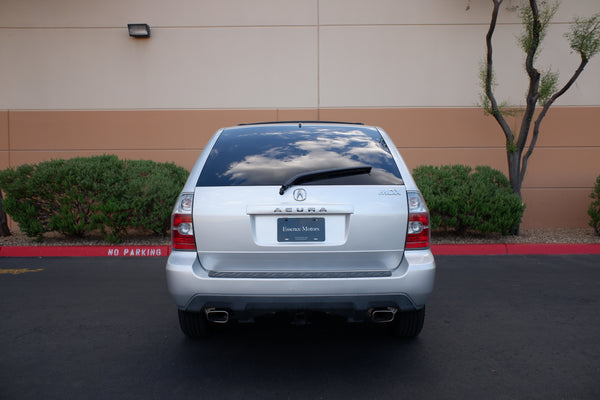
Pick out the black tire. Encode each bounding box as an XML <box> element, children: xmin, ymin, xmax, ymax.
<box><xmin>391</xmin><ymin>307</ymin><xmax>425</xmax><ymax>338</ymax></box>
<box><xmin>178</xmin><ymin>309</ymin><xmax>212</xmax><ymax>338</ymax></box>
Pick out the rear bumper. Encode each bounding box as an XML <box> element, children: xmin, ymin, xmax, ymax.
<box><xmin>186</xmin><ymin>294</ymin><xmax>418</xmax><ymax>322</ymax></box>
<box><xmin>166</xmin><ymin>249</ymin><xmax>435</xmax><ymax>319</ymax></box>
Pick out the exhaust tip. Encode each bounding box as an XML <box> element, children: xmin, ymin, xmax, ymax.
<box><xmin>205</xmin><ymin>308</ymin><xmax>229</xmax><ymax>324</ymax></box>
<box><xmin>370</xmin><ymin>307</ymin><xmax>397</xmax><ymax>323</ymax></box>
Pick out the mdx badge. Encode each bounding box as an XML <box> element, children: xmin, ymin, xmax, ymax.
<box><xmin>293</xmin><ymin>188</ymin><xmax>307</xmax><ymax>201</ymax></box>
<box><xmin>379</xmin><ymin>189</ymin><xmax>403</xmax><ymax>196</ymax></box>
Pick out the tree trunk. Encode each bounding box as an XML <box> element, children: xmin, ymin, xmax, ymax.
<box><xmin>0</xmin><ymin>191</ymin><xmax>11</xmax><ymax>237</ymax></box>
<box><xmin>507</xmin><ymin>151</ymin><xmax>522</xmax><ymax>200</ymax></box>
<box><xmin>506</xmin><ymin>151</ymin><xmax>523</xmax><ymax>235</ymax></box>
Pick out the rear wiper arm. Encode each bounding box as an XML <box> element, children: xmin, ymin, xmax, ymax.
<box><xmin>279</xmin><ymin>166</ymin><xmax>372</xmax><ymax>195</ymax></box>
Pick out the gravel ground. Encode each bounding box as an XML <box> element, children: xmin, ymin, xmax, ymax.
<box><xmin>432</xmin><ymin>227</ymin><xmax>600</xmax><ymax>244</ymax></box>
<box><xmin>1</xmin><ymin>227</ymin><xmax>598</xmax><ymax>246</ymax></box>
<box><xmin>0</xmin><ymin>228</ymin><xmax>171</xmax><ymax>247</ymax></box>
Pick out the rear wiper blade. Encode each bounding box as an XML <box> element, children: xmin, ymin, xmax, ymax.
<box><xmin>279</xmin><ymin>166</ymin><xmax>372</xmax><ymax>195</ymax></box>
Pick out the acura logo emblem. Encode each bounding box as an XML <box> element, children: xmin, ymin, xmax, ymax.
<box><xmin>293</xmin><ymin>188</ymin><xmax>307</xmax><ymax>201</ymax></box>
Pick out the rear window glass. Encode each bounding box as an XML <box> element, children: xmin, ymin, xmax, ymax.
<box><xmin>196</xmin><ymin>124</ymin><xmax>404</xmax><ymax>187</ymax></box>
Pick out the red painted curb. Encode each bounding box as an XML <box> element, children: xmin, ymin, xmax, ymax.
<box><xmin>432</xmin><ymin>243</ymin><xmax>600</xmax><ymax>256</ymax></box>
<box><xmin>505</xmin><ymin>243</ymin><xmax>600</xmax><ymax>255</ymax></box>
<box><xmin>432</xmin><ymin>244</ymin><xmax>508</xmax><ymax>256</ymax></box>
<box><xmin>0</xmin><ymin>245</ymin><xmax>171</xmax><ymax>257</ymax></box>
<box><xmin>0</xmin><ymin>243</ymin><xmax>599</xmax><ymax>257</ymax></box>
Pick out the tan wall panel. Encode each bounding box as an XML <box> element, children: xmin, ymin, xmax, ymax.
<box><xmin>521</xmin><ymin>188</ymin><xmax>593</xmax><ymax>229</ymax></box>
<box><xmin>11</xmin><ymin>108</ymin><xmax>597</xmax><ymax>152</ymax></box>
<box><xmin>320</xmin><ymin>0</ymin><xmax>507</xmax><ymax>25</ymax></box>
<box><xmin>0</xmin><ymin>0</ymin><xmax>317</xmax><ymax>28</ymax></box>
<box><xmin>9</xmin><ymin>110</ymin><xmax>277</xmax><ymax>151</ymax></box>
<box><xmin>0</xmin><ymin>111</ymin><xmax>8</xmax><ymax>150</ymax></box>
<box><xmin>491</xmin><ymin>26</ymin><xmax>600</xmax><ymax>108</ymax></box>
<box><xmin>392</xmin><ymin>147</ymin><xmax>599</xmax><ymax>191</ymax></box>
<box><xmin>0</xmin><ymin>152</ymin><xmax>8</xmax><ymax>169</ymax></box>
<box><xmin>524</xmin><ymin>148</ymin><xmax>600</xmax><ymax>188</ymax></box>
<box><xmin>398</xmin><ymin>148</ymin><xmax>508</xmax><ymax>175</ymax></box>
<box><xmin>0</xmin><ymin>111</ymin><xmax>8</xmax><ymax>168</ymax></box>
<box><xmin>5</xmin><ymin>107</ymin><xmax>599</xmax><ymax>229</ymax></box>
<box><xmin>322</xmin><ymin>107</ymin><xmax>600</xmax><ymax>148</ymax></box>
<box><xmin>10</xmin><ymin>150</ymin><xmax>202</xmax><ymax>172</ymax></box>
<box><xmin>1</xmin><ymin>27</ymin><xmax>318</xmax><ymax>110</ymax></box>
<box><xmin>319</xmin><ymin>0</ymin><xmax>598</xmax><ymax>25</ymax></box>
<box><xmin>536</xmin><ymin>107</ymin><xmax>600</xmax><ymax>147</ymax></box>
<box><xmin>320</xmin><ymin>108</ymin><xmax>507</xmax><ymax>147</ymax></box>
<box><xmin>276</xmin><ymin>109</ymin><xmax>320</xmax><ymax>122</ymax></box>
<box><xmin>319</xmin><ymin>24</ymin><xmax>600</xmax><ymax>108</ymax></box>
<box><xmin>323</xmin><ymin>108</ymin><xmax>600</xmax><ymax>188</ymax></box>
<box><xmin>3</xmin><ymin>2</ymin><xmax>599</xmax><ymax>111</ymax></box>
<box><xmin>3</xmin><ymin>0</ymin><xmax>596</xmax><ymax>28</ymax></box>
<box><xmin>319</xmin><ymin>25</ymin><xmax>482</xmax><ymax>108</ymax></box>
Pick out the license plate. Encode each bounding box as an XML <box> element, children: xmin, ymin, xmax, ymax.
<box><xmin>277</xmin><ymin>218</ymin><xmax>325</xmax><ymax>242</ymax></box>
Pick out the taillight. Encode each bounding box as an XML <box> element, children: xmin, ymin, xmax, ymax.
<box><xmin>406</xmin><ymin>191</ymin><xmax>430</xmax><ymax>249</ymax></box>
<box><xmin>172</xmin><ymin>194</ymin><xmax>196</xmax><ymax>251</ymax></box>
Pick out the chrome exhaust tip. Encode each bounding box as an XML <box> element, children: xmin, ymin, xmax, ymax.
<box><xmin>205</xmin><ymin>308</ymin><xmax>229</xmax><ymax>324</ymax></box>
<box><xmin>370</xmin><ymin>307</ymin><xmax>397</xmax><ymax>323</ymax></box>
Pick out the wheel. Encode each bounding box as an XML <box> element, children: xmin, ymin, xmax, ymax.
<box><xmin>391</xmin><ymin>307</ymin><xmax>425</xmax><ymax>338</ymax></box>
<box><xmin>178</xmin><ymin>309</ymin><xmax>212</xmax><ymax>338</ymax></box>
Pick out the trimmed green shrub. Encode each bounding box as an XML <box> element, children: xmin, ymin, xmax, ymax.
<box><xmin>413</xmin><ymin>165</ymin><xmax>525</xmax><ymax>235</ymax></box>
<box><xmin>589</xmin><ymin>176</ymin><xmax>600</xmax><ymax>236</ymax></box>
<box><xmin>122</xmin><ymin>159</ymin><xmax>189</xmax><ymax>236</ymax></box>
<box><xmin>0</xmin><ymin>155</ymin><xmax>188</xmax><ymax>243</ymax></box>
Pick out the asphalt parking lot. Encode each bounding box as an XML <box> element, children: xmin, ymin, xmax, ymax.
<box><xmin>1</xmin><ymin>255</ymin><xmax>599</xmax><ymax>400</ymax></box>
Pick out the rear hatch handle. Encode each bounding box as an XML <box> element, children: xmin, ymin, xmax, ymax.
<box><xmin>279</xmin><ymin>166</ymin><xmax>372</xmax><ymax>195</ymax></box>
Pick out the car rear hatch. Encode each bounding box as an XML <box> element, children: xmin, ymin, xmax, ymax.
<box><xmin>190</xmin><ymin>123</ymin><xmax>409</xmax><ymax>277</ymax></box>
<box><xmin>192</xmin><ymin>185</ymin><xmax>408</xmax><ymax>276</ymax></box>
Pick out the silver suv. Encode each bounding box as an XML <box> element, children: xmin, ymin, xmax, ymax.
<box><xmin>166</xmin><ymin>122</ymin><xmax>435</xmax><ymax>338</ymax></box>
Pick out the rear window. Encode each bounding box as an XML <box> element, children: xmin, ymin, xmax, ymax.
<box><xmin>196</xmin><ymin>124</ymin><xmax>404</xmax><ymax>187</ymax></box>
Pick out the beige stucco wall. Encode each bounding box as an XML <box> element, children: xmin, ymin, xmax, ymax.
<box><xmin>1</xmin><ymin>0</ymin><xmax>599</xmax><ymax>229</ymax></box>
<box><xmin>2</xmin><ymin>0</ymin><xmax>599</xmax><ymax>110</ymax></box>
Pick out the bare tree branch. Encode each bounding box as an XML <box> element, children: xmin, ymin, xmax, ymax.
<box><xmin>516</xmin><ymin>0</ymin><xmax>541</xmax><ymax>154</ymax></box>
<box><xmin>484</xmin><ymin>0</ymin><xmax>513</xmax><ymax>144</ymax></box>
<box><xmin>521</xmin><ymin>56</ymin><xmax>589</xmax><ymax>183</ymax></box>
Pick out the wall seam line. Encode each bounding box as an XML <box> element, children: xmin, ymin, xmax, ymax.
<box><xmin>317</xmin><ymin>0</ymin><xmax>321</xmax><ymax>120</ymax></box>
<box><xmin>7</xmin><ymin>111</ymin><xmax>11</xmax><ymax>168</ymax></box>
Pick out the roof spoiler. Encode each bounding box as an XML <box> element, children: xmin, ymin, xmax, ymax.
<box><xmin>238</xmin><ymin>121</ymin><xmax>364</xmax><ymax>126</ymax></box>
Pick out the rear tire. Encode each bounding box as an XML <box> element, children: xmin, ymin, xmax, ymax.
<box><xmin>178</xmin><ymin>309</ymin><xmax>212</xmax><ymax>338</ymax></box>
<box><xmin>391</xmin><ymin>307</ymin><xmax>425</xmax><ymax>338</ymax></box>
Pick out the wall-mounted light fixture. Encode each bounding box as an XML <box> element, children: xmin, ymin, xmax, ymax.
<box><xmin>128</xmin><ymin>23</ymin><xmax>151</xmax><ymax>38</ymax></box>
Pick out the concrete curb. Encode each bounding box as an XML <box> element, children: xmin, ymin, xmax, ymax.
<box><xmin>0</xmin><ymin>243</ymin><xmax>599</xmax><ymax>257</ymax></box>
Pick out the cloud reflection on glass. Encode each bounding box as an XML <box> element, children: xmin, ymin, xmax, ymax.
<box><xmin>196</xmin><ymin>125</ymin><xmax>404</xmax><ymax>187</ymax></box>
